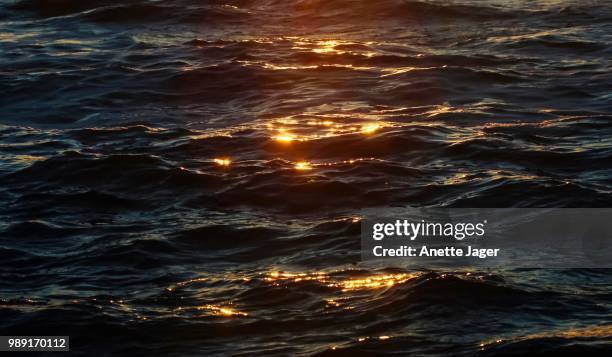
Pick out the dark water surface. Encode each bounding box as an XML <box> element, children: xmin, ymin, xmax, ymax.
<box><xmin>1</xmin><ymin>0</ymin><xmax>612</xmax><ymax>355</ymax></box>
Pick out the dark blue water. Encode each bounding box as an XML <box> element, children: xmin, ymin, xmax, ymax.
<box><xmin>1</xmin><ymin>0</ymin><xmax>612</xmax><ymax>355</ymax></box>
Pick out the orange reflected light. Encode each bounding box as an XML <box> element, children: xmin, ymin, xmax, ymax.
<box><xmin>361</xmin><ymin>123</ymin><xmax>380</xmax><ymax>134</ymax></box>
<box><xmin>338</xmin><ymin>274</ymin><xmax>411</xmax><ymax>291</ymax></box>
<box><xmin>274</xmin><ymin>132</ymin><xmax>297</xmax><ymax>142</ymax></box>
<box><xmin>295</xmin><ymin>161</ymin><xmax>313</xmax><ymax>170</ymax></box>
<box><xmin>198</xmin><ymin>304</ymin><xmax>248</xmax><ymax>317</ymax></box>
<box><xmin>313</xmin><ymin>40</ymin><xmax>341</xmax><ymax>54</ymax></box>
<box><xmin>265</xmin><ymin>271</ymin><xmax>414</xmax><ymax>291</ymax></box>
<box><xmin>213</xmin><ymin>158</ymin><xmax>231</xmax><ymax>167</ymax></box>
<box><xmin>307</xmin><ymin>119</ymin><xmax>334</xmax><ymax>127</ymax></box>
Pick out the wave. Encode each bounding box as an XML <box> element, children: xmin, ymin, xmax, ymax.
<box><xmin>6</xmin><ymin>0</ymin><xmax>612</xmax><ymax>30</ymax></box>
<box><xmin>8</xmin><ymin>0</ymin><xmax>252</xmax><ymax>23</ymax></box>
<box><xmin>2</xmin><ymin>115</ymin><xmax>611</xmax><ymax>215</ymax></box>
<box><xmin>2</xmin><ymin>0</ymin><xmax>612</xmax><ymax>355</ymax></box>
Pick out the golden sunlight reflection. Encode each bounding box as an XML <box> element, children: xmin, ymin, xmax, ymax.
<box><xmin>230</xmin><ymin>36</ymin><xmax>385</xmax><ymax>73</ymax></box>
<box><xmin>273</xmin><ymin>131</ymin><xmax>299</xmax><ymax>143</ymax></box>
<box><xmin>524</xmin><ymin>324</ymin><xmax>612</xmax><ymax>340</ymax></box>
<box><xmin>479</xmin><ymin>325</ymin><xmax>612</xmax><ymax>350</ymax></box>
<box><xmin>265</xmin><ymin>271</ymin><xmax>415</xmax><ymax>292</ymax></box>
<box><xmin>294</xmin><ymin>161</ymin><xmax>313</xmax><ymax>171</ymax></box>
<box><xmin>312</xmin><ymin>40</ymin><xmax>341</xmax><ymax>54</ymax></box>
<box><xmin>324</xmin><ymin>298</ymin><xmax>343</xmax><ymax>308</ymax></box>
<box><xmin>361</xmin><ymin>123</ymin><xmax>381</xmax><ymax>134</ymax></box>
<box><xmin>3</xmin><ymin>154</ymin><xmax>45</xmax><ymax>166</ymax></box>
<box><xmin>290</xmin><ymin>158</ymin><xmax>378</xmax><ymax>171</ymax></box>
<box><xmin>213</xmin><ymin>157</ymin><xmax>231</xmax><ymax>167</ymax></box>
<box><xmin>307</xmin><ymin>119</ymin><xmax>335</xmax><ymax>126</ymax></box>
<box><xmin>425</xmin><ymin>104</ymin><xmax>465</xmax><ymax>117</ymax></box>
<box><xmin>267</xmin><ymin>116</ymin><xmax>391</xmax><ymax>143</ymax></box>
<box><xmin>198</xmin><ymin>304</ymin><xmax>248</xmax><ymax>317</ymax></box>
